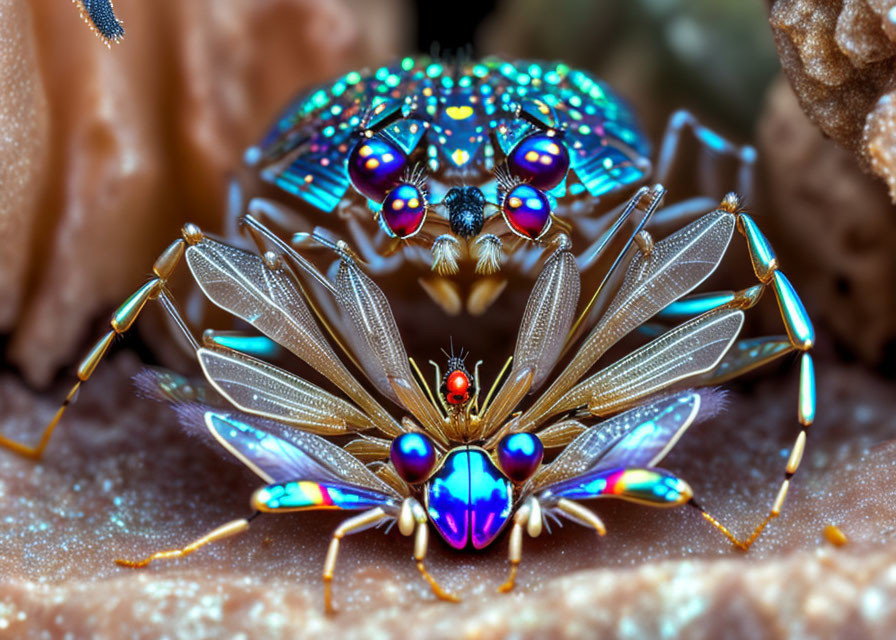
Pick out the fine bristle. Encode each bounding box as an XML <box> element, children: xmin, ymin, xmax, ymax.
<box><xmin>694</xmin><ymin>387</ymin><xmax>729</xmax><ymax>423</ymax></box>
<box><xmin>720</xmin><ymin>192</ymin><xmax>743</xmax><ymax>213</ymax></box>
<box><xmin>431</xmin><ymin>235</ymin><xmax>460</xmax><ymax>275</ymax></box>
<box><xmin>473</xmin><ymin>234</ymin><xmax>503</xmax><ymax>275</ymax></box>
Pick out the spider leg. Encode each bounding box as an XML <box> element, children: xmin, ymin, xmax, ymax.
<box><xmin>498</xmin><ymin>497</ymin><xmax>545</xmax><ymax>594</ymax></box>
<box><xmin>395</xmin><ymin>497</ymin><xmax>459</xmax><ymax>604</ymax></box>
<box><xmin>689</xmin><ymin>195</ymin><xmax>815</xmax><ymax>551</ymax></box>
<box><xmin>498</xmin><ymin>496</ymin><xmax>608</xmax><ymax>594</ymax></box>
<box><xmin>115</xmin><ymin>514</ymin><xmax>255</xmax><ymax>568</ymax></box>
<box><xmin>322</xmin><ymin>507</ymin><xmax>394</xmax><ymax>614</ymax></box>
<box><xmin>654</xmin><ymin>109</ymin><xmax>756</xmax><ymax>202</ymax></box>
<box><xmin>344</xmin><ymin>216</ymin><xmax>406</xmax><ymax>275</ymax></box>
<box><xmin>0</xmin><ymin>226</ymin><xmax>202</xmax><ymax>459</ymax></box>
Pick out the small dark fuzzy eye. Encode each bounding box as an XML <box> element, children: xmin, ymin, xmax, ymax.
<box><xmin>390</xmin><ymin>432</ymin><xmax>437</xmax><ymax>484</ymax></box>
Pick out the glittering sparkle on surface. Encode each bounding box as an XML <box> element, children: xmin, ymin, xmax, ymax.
<box><xmin>1</xmin><ymin>354</ymin><xmax>896</xmax><ymax>636</ymax></box>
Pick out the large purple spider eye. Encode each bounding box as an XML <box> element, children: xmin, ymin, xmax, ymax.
<box><xmin>502</xmin><ymin>183</ymin><xmax>552</xmax><ymax>239</ymax></box>
<box><xmin>381</xmin><ymin>183</ymin><xmax>427</xmax><ymax>238</ymax></box>
<box><xmin>391</xmin><ymin>432</ymin><xmax>437</xmax><ymax>484</ymax></box>
<box><xmin>347</xmin><ymin>136</ymin><xmax>407</xmax><ymax>201</ymax></box>
<box><xmin>507</xmin><ymin>133</ymin><xmax>570</xmax><ymax>190</ymax></box>
<box><xmin>497</xmin><ymin>432</ymin><xmax>544</xmax><ymax>483</ymax></box>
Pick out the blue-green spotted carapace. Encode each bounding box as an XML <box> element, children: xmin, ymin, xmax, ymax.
<box><xmin>247</xmin><ymin>58</ymin><xmax>651</xmax><ymax>278</ymax></box>
<box><xmin>239</xmin><ymin>56</ymin><xmax>754</xmax><ymax>316</ymax></box>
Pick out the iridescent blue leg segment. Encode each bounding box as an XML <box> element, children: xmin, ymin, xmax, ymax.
<box><xmin>655</xmin><ymin>110</ymin><xmax>756</xmax><ymax>201</ymax></box>
<box><xmin>691</xmin><ymin>195</ymin><xmax>816</xmax><ymax>551</ymax></box>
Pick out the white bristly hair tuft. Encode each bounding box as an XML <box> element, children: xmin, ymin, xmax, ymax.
<box><xmin>431</xmin><ymin>235</ymin><xmax>460</xmax><ymax>275</ymax></box>
<box><xmin>473</xmin><ymin>234</ymin><xmax>503</xmax><ymax>275</ymax></box>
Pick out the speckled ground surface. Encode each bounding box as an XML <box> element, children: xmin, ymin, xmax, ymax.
<box><xmin>1</xmin><ymin>352</ymin><xmax>893</xmax><ymax>638</ymax></box>
<box><xmin>2</xmin><ymin>1</ymin><xmax>896</xmax><ymax>638</ymax></box>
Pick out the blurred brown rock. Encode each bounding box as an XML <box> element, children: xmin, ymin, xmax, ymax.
<box><xmin>758</xmin><ymin>76</ymin><xmax>896</xmax><ymax>365</ymax></box>
<box><xmin>2</xmin><ymin>0</ymin><xmax>408</xmax><ymax>386</ymax></box>
<box><xmin>768</xmin><ymin>0</ymin><xmax>896</xmax><ymax>203</ymax></box>
<box><xmin>0</xmin><ymin>0</ymin><xmax>48</xmax><ymax>331</ymax></box>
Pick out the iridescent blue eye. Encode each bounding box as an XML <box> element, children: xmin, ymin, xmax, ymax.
<box><xmin>381</xmin><ymin>183</ymin><xmax>427</xmax><ymax>238</ymax></box>
<box><xmin>347</xmin><ymin>136</ymin><xmax>408</xmax><ymax>201</ymax></box>
<box><xmin>502</xmin><ymin>183</ymin><xmax>551</xmax><ymax>239</ymax></box>
<box><xmin>390</xmin><ymin>432</ymin><xmax>437</xmax><ymax>483</ymax></box>
<box><xmin>507</xmin><ymin>133</ymin><xmax>570</xmax><ymax>190</ymax></box>
<box><xmin>497</xmin><ymin>432</ymin><xmax>544</xmax><ymax>483</ymax></box>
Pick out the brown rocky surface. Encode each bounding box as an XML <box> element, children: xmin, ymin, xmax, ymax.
<box><xmin>757</xmin><ymin>76</ymin><xmax>896</xmax><ymax>367</ymax></box>
<box><xmin>756</xmin><ymin>80</ymin><xmax>896</xmax><ymax>365</ymax></box>
<box><xmin>0</xmin><ymin>0</ymin><xmax>408</xmax><ymax>387</ymax></box>
<box><xmin>768</xmin><ymin>0</ymin><xmax>896</xmax><ymax>202</ymax></box>
<box><xmin>0</xmin><ymin>351</ymin><xmax>894</xmax><ymax>638</ymax></box>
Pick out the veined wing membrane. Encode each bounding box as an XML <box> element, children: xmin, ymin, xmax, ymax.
<box><xmin>480</xmin><ymin>239</ymin><xmax>580</xmax><ymax>434</ymax></box>
<box><xmin>513</xmin><ymin>238</ymin><xmax>580</xmax><ymax>390</ymax></box>
<box><xmin>526</xmin><ymin>391</ymin><xmax>702</xmax><ymax>494</ymax></box>
<box><xmin>197</xmin><ymin>347</ymin><xmax>374</xmax><ymax>435</ymax></box>
<box><xmin>520</xmin><ymin>210</ymin><xmax>735</xmax><ymax>430</ymax></box>
<box><xmin>697</xmin><ymin>336</ymin><xmax>794</xmax><ymax>385</ymax></box>
<box><xmin>185</xmin><ymin>238</ymin><xmax>402</xmax><ymax>437</ymax></box>
<box><xmin>176</xmin><ymin>406</ymin><xmax>402</xmax><ymax>498</ymax></box>
<box><xmin>547</xmin><ymin>308</ymin><xmax>743</xmax><ymax>419</ymax></box>
<box><xmin>335</xmin><ymin>256</ymin><xmax>447</xmax><ymax>439</ymax></box>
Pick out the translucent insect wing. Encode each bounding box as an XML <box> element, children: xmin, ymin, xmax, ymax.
<box><xmin>521</xmin><ymin>210</ymin><xmax>736</xmax><ymax>429</ymax></box>
<box><xmin>480</xmin><ymin>238</ymin><xmax>580</xmax><ymax>434</ymax></box>
<box><xmin>333</xmin><ymin>256</ymin><xmax>447</xmax><ymax>437</ymax></box>
<box><xmin>512</xmin><ymin>238</ymin><xmax>580</xmax><ymax>390</ymax></box>
<box><xmin>184</xmin><ymin>238</ymin><xmax>402</xmax><ymax>437</ymax></box>
<box><xmin>196</xmin><ymin>347</ymin><xmax>375</xmax><ymax>435</ymax></box>
<box><xmin>190</xmin><ymin>408</ymin><xmax>402</xmax><ymax>499</ymax></box>
<box><xmin>550</xmin><ymin>308</ymin><xmax>744</xmax><ymax>418</ymax></box>
<box><xmin>526</xmin><ymin>391</ymin><xmax>703</xmax><ymax>494</ymax></box>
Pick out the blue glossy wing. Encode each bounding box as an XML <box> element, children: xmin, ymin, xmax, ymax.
<box><xmin>527</xmin><ymin>390</ymin><xmax>718</xmax><ymax>493</ymax></box>
<box><xmin>537</xmin><ymin>466</ymin><xmax>692</xmax><ymax>508</ymax></box>
<box><xmin>252</xmin><ymin>480</ymin><xmax>397</xmax><ymax>513</ymax></box>
<box><xmin>175</xmin><ymin>405</ymin><xmax>402</xmax><ymax>499</ymax></box>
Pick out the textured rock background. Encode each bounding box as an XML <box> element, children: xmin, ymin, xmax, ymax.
<box><xmin>768</xmin><ymin>0</ymin><xmax>896</xmax><ymax>203</ymax></box>
<box><xmin>0</xmin><ymin>0</ymin><xmax>408</xmax><ymax>386</ymax></box>
<box><xmin>1</xmin><ymin>0</ymin><xmax>895</xmax><ymax>638</ymax></box>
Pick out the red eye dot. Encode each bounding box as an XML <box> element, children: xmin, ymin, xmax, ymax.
<box><xmin>445</xmin><ymin>370</ymin><xmax>470</xmax><ymax>405</ymax></box>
